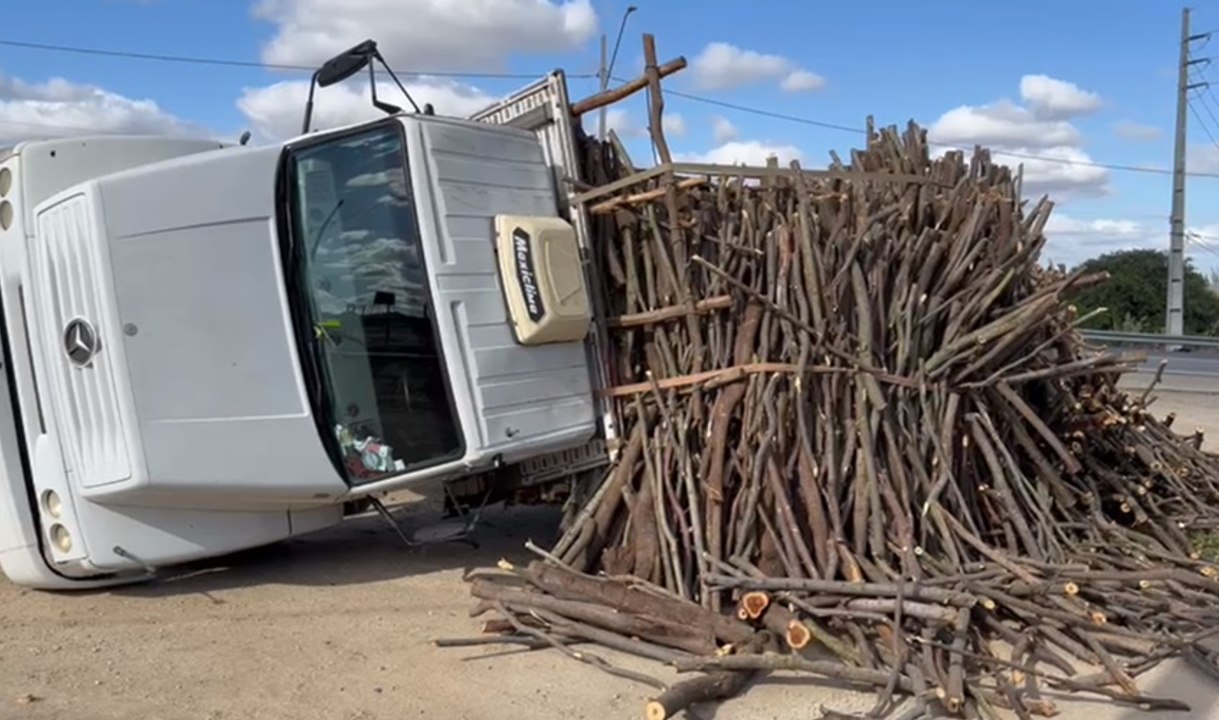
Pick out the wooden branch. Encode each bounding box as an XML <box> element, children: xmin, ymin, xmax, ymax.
<box><xmin>703</xmin><ymin>574</ymin><xmax>976</xmax><ymax>608</ymax></box>
<box><xmin>668</xmin><ymin>161</ymin><xmax>951</xmax><ymax>186</ymax></box>
<box><xmin>573</xmin><ymin>163</ymin><xmax>948</xmax><ymax>205</ymax></box>
<box><xmin>607</xmin><ymin>295</ymin><xmax>733</xmax><ymax>329</ymax></box>
<box><xmin>524</xmin><ymin>561</ymin><xmax>757</xmax><ymax>645</ymax></box>
<box><xmin>599</xmin><ymin>362</ymin><xmax>830</xmax><ymax>398</ymax></box>
<box><xmin>644</xmin><ymin>634</ymin><xmax>767</xmax><ymax>720</ymax></box>
<box><xmin>470</xmin><ymin>578</ymin><xmax>716</xmax><ymax>655</ymax></box>
<box><xmin>451</xmin><ymin>107</ymin><xmax>1219</xmax><ymax>720</ymax></box>
<box><xmin>590</xmin><ymin>177</ymin><xmax>706</xmax><ymax>214</ymax></box>
<box><xmin>491</xmin><ymin>601</ymin><xmax>669</xmax><ymax>690</ymax></box>
<box><xmin>431</xmin><ymin>634</ymin><xmax>567</xmax><ymax>650</ymax></box>
<box><xmin>645</xmin><ymin>670</ymin><xmax>753</xmax><ymax>720</ymax></box>
<box><xmin>642</xmin><ymin>34</ymin><xmax>673</xmax><ymax>166</ymax></box>
<box><xmin>570</xmin><ymin>57</ymin><xmax>687</xmax><ymax>116</ymax></box>
<box><xmin>671</xmin><ymin>654</ymin><xmax>913</xmax><ymax>693</ymax></box>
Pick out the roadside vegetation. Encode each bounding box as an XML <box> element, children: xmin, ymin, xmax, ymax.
<box><xmin>1065</xmin><ymin>249</ymin><xmax>1219</xmax><ymax>335</ymax></box>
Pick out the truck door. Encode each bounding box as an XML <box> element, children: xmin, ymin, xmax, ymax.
<box><xmin>467</xmin><ymin>72</ymin><xmax>621</xmax><ymax>458</ymax></box>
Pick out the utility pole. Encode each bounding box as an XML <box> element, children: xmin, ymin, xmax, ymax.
<box><xmin>597</xmin><ymin>5</ymin><xmax>638</xmax><ymax>141</ymax></box>
<box><xmin>598</xmin><ymin>35</ymin><xmax>608</xmax><ymax>140</ymax></box>
<box><xmin>1168</xmin><ymin>7</ymin><xmax>1211</xmax><ymax>335</ymax></box>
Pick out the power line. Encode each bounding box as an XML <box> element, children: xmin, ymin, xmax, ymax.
<box><xmin>1188</xmin><ymin>230</ymin><xmax>1219</xmax><ymax>243</ymax></box>
<box><xmin>632</xmin><ymin>79</ymin><xmax>1219</xmax><ymax>180</ymax></box>
<box><xmin>1202</xmin><ymin>83</ymin><xmax>1219</xmax><ymax>116</ymax></box>
<box><xmin>1188</xmin><ymin>101</ymin><xmax>1219</xmax><ymax>150</ymax></box>
<box><xmin>1037</xmin><ymin>224</ymin><xmax>1219</xmax><ymax>243</ymax></box>
<box><xmin>1188</xmin><ymin>230</ymin><xmax>1219</xmax><ymax>244</ymax></box>
<box><xmin>1190</xmin><ymin>73</ymin><xmax>1219</xmax><ymax>151</ymax></box>
<box><xmin>661</xmin><ymin>87</ymin><xmax>863</xmax><ymax>134</ymax></box>
<box><xmin>1067</xmin><ymin>212</ymin><xmax>1168</xmax><ymax>222</ymax></box>
<box><xmin>1187</xmin><ymin>233</ymin><xmax>1219</xmax><ymax>265</ymax></box>
<box><xmin>0</xmin><ymin>37</ymin><xmax>597</xmax><ymax>80</ymax></box>
<box><xmin>1192</xmin><ymin>85</ymin><xmax>1219</xmax><ymax>133</ymax></box>
<box><xmin>1186</xmin><ymin>60</ymin><xmax>1219</xmax><ymax>129</ymax></box>
<box><xmin>10</xmin><ymin>37</ymin><xmax>1219</xmax><ymax>181</ymax></box>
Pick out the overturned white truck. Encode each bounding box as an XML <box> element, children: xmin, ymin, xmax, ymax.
<box><xmin>0</xmin><ymin>41</ymin><xmax>623</xmax><ymax>589</ymax></box>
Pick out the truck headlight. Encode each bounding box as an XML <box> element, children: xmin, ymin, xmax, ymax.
<box><xmin>49</xmin><ymin>524</ymin><xmax>72</xmax><ymax>553</ymax></box>
<box><xmin>42</xmin><ymin>489</ymin><xmax>62</xmax><ymax>518</ymax></box>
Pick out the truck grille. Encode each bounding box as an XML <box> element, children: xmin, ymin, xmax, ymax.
<box><xmin>33</xmin><ymin>193</ymin><xmax>131</xmax><ymax>488</ymax></box>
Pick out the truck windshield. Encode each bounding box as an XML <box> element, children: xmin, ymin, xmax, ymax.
<box><xmin>283</xmin><ymin>123</ymin><xmax>463</xmax><ymax>485</ymax></box>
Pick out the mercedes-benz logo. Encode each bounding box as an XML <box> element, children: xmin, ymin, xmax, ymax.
<box><xmin>63</xmin><ymin>318</ymin><xmax>100</xmax><ymax>367</ymax></box>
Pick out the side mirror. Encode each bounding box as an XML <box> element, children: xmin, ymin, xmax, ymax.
<box><xmin>300</xmin><ymin>38</ymin><xmax>421</xmax><ymax>135</ymax></box>
<box><xmin>317</xmin><ymin>40</ymin><xmax>377</xmax><ymax>87</ymax></box>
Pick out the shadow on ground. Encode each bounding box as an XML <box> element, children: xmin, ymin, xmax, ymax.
<box><xmin>100</xmin><ymin>502</ymin><xmax>565</xmax><ymax>600</ymax></box>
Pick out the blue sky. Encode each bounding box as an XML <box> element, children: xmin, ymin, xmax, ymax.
<box><xmin>1</xmin><ymin>0</ymin><xmax>1218</xmax><ymax>273</ymax></box>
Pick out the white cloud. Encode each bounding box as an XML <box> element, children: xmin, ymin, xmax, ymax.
<box><xmin>1019</xmin><ymin>74</ymin><xmax>1103</xmax><ymax>119</ymax></box>
<box><xmin>931</xmin><ymin>100</ymin><xmax>1079</xmax><ymax>148</ymax></box>
<box><xmin>346</xmin><ymin>169</ymin><xmax>400</xmax><ymax>188</ymax></box>
<box><xmin>1113</xmin><ymin>120</ymin><xmax>1161</xmax><ymax>142</ymax></box>
<box><xmin>928</xmin><ymin>75</ymin><xmax>1109</xmax><ymax>198</ymax></box>
<box><xmin>579</xmin><ymin>108</ymin><xmax>656</xmax><ymax>140</ymax></box>
<box><xmin>1188</xmin><ymin>143</ymin><xmax>1219</xmax><ymax>173</ymax></box>
<box><xmin>690</xmin><ymin>42</ymin><xmax>824</xmax><ymax>92</ymax></box>
<box><xmin>1036</xmin><ymin>213</ymin><xmax>1219</xmax><ymax>270</ymax></box>
<box><xmin>663</xmin><ymin>113</ymin><xmax>687</xmax><ymax>138</ymax></box>
<box><xmin>991</xmin><ymin>146</ymin><xmax>1110</xmax><ymax>197</ymax></box>
<box><xmin>1049</xmin><ymin>215</ymin><xmax>1147</xmax><ymax>237</ymax></box>
<box><xmin>317</xmin><ymin>233</ymin><xmax>427</xmax><ymax>315</ymax></box>
<box><xmin>600</xmin><ymin>108</ymin><xmax>645</xmax><ymax>139</ymax></box>
<box><xmin>237</xmin><ymin>77</ymin><xmax>496</xmax><ymax>141</ymax></box>
<box><xmin>1041</xmin><ymin>213</ymin><xmax>1156</xmax><ymax>268</ymax></box>
<box><xmin>0</xmin><ymin>70</ymin><xmax>207</xmax><ymax>145</ymax></box>
<box><xmin>691</xmin><ymin>43</ymin><xmax>786</xmax><ymax>90</ymax></box>
<box><xmin>781</xmin><ymin>69</ymin><xmax>826</xmax><ymax>93</ymax></box>
<box><xmin>712</xmin><ymin>116</ymin><xmax>738</xmax><ymax>144</ymax></box>
<box><xmin>254</xmin><ymin>0</ymin><xmax>598</xmax><ymax>72</ymax></box>
<box><xmin>676</xmin><ymin>140</ymin><xmax>802</xmax><ymax>167</ymax></box>
<box><xmin>346</xmin><ymin>236</ymin><xmax>420</xmax><ymax>269</ymax></box>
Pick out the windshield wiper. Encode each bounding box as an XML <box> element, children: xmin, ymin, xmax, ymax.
<box><xmin>309</xmin><ymin>199</ymin><xmax>345</xmax><ymax>260</ymax></box>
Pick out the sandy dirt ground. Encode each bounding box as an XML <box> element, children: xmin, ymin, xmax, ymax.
<box><xmin>3</xmin><ymin>392</ymin><xmax>1219</xmax><ymax>720</ymax></box>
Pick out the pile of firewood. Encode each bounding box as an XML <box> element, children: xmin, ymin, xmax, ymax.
<box><xmin>440</xmin><ymin>37</ymin><xmax>1219</xmax><ymax>719</ymax></box>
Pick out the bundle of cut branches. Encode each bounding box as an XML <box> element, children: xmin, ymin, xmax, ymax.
<box><xmin>442</xmin><ymin>37</ymin><xmax>1219</xmax><ymax>720</ymax></box>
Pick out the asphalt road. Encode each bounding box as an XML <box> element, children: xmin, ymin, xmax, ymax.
<box><xmin>1110</xmin><ymin>348</ymin><xmax>1219</xmax><ymax>394</ymax></box>
<box><xmin>1139</xmin><ymin>349</ymin><xmax>1219</xmax><ymax>378</ymax></box>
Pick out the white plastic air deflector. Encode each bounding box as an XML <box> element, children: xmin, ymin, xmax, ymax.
<box><xmin>494</xmin><ymin>214</ymin><xmax>590</xmax><ymax>345</ymax></box>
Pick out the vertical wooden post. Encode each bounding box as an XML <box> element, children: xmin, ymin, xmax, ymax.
<box><xmin>642</xmin><ymin>33</ymin><xmax>672</xmax><ymax>165</ymax></box>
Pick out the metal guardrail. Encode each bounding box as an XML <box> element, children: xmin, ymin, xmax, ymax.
<box><xmin>1079</xmin><ymin>329</ymin><xmax>1219</xmax><ymax>348</ymax></box>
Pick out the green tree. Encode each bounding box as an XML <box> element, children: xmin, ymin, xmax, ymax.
<box><xmin>1067</xmin><ymin>249</ymin><xmax>1219</xmax><ymax>335</ymax></box>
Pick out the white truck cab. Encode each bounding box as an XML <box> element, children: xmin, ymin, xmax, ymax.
<box><xmin>0</xmin><ymin>64</ymin><xmax>612</xmax><ymax>589</ymax></box>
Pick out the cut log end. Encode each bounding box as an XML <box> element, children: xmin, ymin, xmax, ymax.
<box><xmin>739</xmin><ymin>591</ymin><xmax>771</xmax><ymax>620</ymax></box>
<box><xmin>944</xmin><ymin>696</ymin><xmax>964</xmax><ymax>715</ymax></box>
<box><xmin>786</xmin><ymin>620</ymin><xmax>813</xmax><ymax>650</ymax></box>
<box><xmin>645</xmin><ymin>699</ymin><xmax>669</xmax><ymax>720</ymax></box>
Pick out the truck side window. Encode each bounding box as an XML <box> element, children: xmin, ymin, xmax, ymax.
<box><xmin>285</xmin><ymin>124</ymin><xmax>463</xmax><ymax>484</ymax></box>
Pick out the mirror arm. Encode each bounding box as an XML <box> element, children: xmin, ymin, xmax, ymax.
<box><xmin>373</xmin><ymin>51</ymin><xmax>421</xmax><ymax>114</ymax></box>
<box><xmin>301</xmin><ymin>68</ymin><xmax>322</xmax><ymax>135</ymax></box>
<box><xmin>369</xmin><ymin>62</ymin><xmax>402</xmax><ymax>117</ymax></box>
